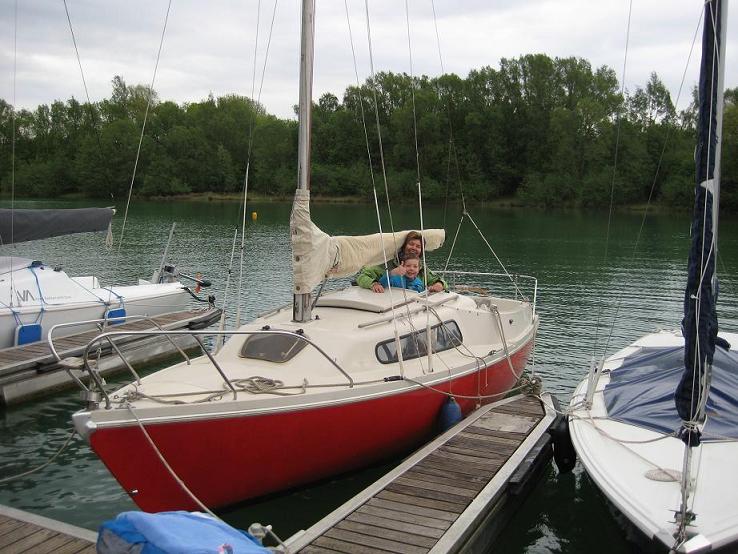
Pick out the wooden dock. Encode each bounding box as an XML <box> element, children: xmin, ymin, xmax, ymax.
<box><xmin>0</xmin><ymin>504</ymin><xmax>96</xmax><ymax>553</ymax></box>
<box><xmin>0</xmin><ymin>307</ymin><xmax>221</xmax><ymax>406</ymax></box>
<box><xmin>286</xmin><ymin>393</ymin><xmax>556</xmax><ymax>554</ymax></box>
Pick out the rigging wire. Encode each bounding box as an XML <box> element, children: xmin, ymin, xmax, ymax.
<box><xmin>8</xmin><ymin>0</ymin><xmax>17</xmax><ymax>302</ymax></box>
<box><xmin>236</xmin><ymin>0</ymin><xmax>280</xmax><ymax>327</ymax></box>
<box><xmin>117</xmin><ymin>0</ymin><xmax>173</xmax><ymax>256</ymax></box>
<box><xmin>62</xmin><ymin>0</ymin><xmax>115</xmax><ymax>206</ymax></box>
<box><xmin>590</xmin><ymin>0</ymin><xmax>633</xmax><ymax>363</ymax></box>
<box><xmin>601</xmin><ymin>9</ymin><xmax>704</xmax><ymax>357</ymax></box>
<box><xmin>363</xmin><ymin>0</ymin><xmax>396</xmax><ymax>240</ymax></box>
<box><xmin>404</xmin><ymin>0</ymin><xmax>434</xmax><ymax>373</ymax></box>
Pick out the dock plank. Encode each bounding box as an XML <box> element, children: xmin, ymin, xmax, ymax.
<box><xmin>402</xmin><ymin>468</ymin><xmax>486</xmax><ymax>492</ymax></box>
<box><xmin>357</xmin><ymin>504</ymin><xmax>452</xmax><ymax>531</ymax></box>
<box><xmin>336</xmin><ymin>519</ymin><xmax>437</xmax><ymax>548</ymax></box>
<box><xmin>463</xmin><ymin>425</ymin><xmax>527</xmax><ymax>441</ymax></box>
<box><xmin>0</xmin><ymin>518</ymin><xmax>26</xmax><ymax>537</ymax></box>
<box><xmin>0</xmin><ymin>522</ymin><xmax>37</xmax><ymax>547</ymax></box>
<box><xmin>405</xmin><ymin>464</ymin><xmax>490</xmax><ymax>486</ymax></box>
<box><xmin>348</xmin><ymin>510</ymin><xmax>447</xmax><ymax>537</ymax></box>
<box><xmin>420</xmin><ymin>454</ymin><xmax>497</xmax><ymax>477</ymax></box>
<box><xmin>375</xmin><ymin>491</ymin><xmax>466</xmax><ymax>514</ymax></box>
<box><xmin>474</xmin><ymin>412</ymin><xmax>539</xmax><ymax>434</ymax></box>
<box><xmin>393</xmin><ymin>476</ymin><xmax>479</xmax><ymax>499</ymax></box>
<box><xmin>324</xmin><ymin>527</ymin><xmax>429</xmax><ymax>554</ymax></box>
<box><xmin>28</xmin><ymin>534</ymin><xmax>79</xmax><ymax>554</ymax></box>
<box><xmin>312</xmin><ymin>535</ymin><xmax>393</xmax><ymax>554</ymax></box>
<box><xmin>432</xmin><ymin>448</ymin><xmax>505</xmax><ymax>469</ymax></box>
<box><xmin>440</xmin><ymin>444</ymin><xmax>510</xmax><ymax>461</ymax></box>
<box><xmin>384</xmin><ymin>482</ymin><xmax>472</xmax><ymax>507</ymax></box>
<box><xmin>52</xmin><ymin>539</ymin><xmax>98</xmax><ymax>554</ymax></box>
<box><xmin>459</xmin><ymin>429</ymin><xmax>522</xmax><ymax>447</ymax></box>
<box><xmin>300</xmin><ymin>546</ymin><xmax>345</xmax><ymax>554</ymax></box>
<box><xmin>3</xmin><ymin>527</ymin><xmax>57</xmax><ymax>553</ymax></box>
<box><xmin>365</xmin><ymin>498</ymin><xmax>459</xmax><ymax>523</ymax></box>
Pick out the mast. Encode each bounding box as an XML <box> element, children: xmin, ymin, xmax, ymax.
<box><xmin>674</xmin><ymin>0</ymin><xmax>727</xmax><ymax>543</ymax></box>
<box><xmin>293</xmin><ymin>0</ymin><xmax>315</xmax><ymax>323</ymax></box>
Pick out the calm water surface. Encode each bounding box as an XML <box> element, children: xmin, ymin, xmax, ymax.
<box><xmin>1</xmin><ymin>199</ymin><xmax>737</xmax><ymax>553</ymax></box>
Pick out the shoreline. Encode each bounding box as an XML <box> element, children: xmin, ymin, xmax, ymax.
<box><xmin>0</xmin><ymin>192</ymin><xmax>689</xmax><ymax>213</ymax></box>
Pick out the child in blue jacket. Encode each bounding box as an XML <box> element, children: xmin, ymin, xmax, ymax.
<box><xmin>378</xmin><ymin>255</ymin><xmax>425</xmax><ymax>292</ymax></box>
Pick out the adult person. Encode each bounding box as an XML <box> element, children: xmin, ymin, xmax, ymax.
<box><xmin>356</xmin><ymin>231</ymin><xmax>447</xmax><ymax>293</ymax></box>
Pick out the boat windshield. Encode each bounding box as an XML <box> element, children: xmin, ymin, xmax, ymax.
<box><xmin>375</xmin><ymin>321</ymin><xmax>462</xmax><ymax>364</ymax></box>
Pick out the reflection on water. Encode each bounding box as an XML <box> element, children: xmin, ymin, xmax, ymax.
<box><xmin>1</xmin><ymin>200</ymin><xmax>737</xmax><ymax>552</ymax></box>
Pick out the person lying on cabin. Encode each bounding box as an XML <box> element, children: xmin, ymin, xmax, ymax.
<box><xmin>356</xmin><ymin>231</ymin><xmax>447</xmax><ymax>293</ymax></box>
<box><xmin>378</xmin><ymin>255</ymin><xmax>425</xmax><ymax>293</ymax></box>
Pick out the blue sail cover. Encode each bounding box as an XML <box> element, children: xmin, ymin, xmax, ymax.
<box><xmin>605</xmin><ymin>346</ymin><xmax>738</xmax><ymax>441</ymax></box>
<box><xmin>677</xmin><ymin>0</ymin><xmax>724</xmax><ymax>423</ymax></box>
<box><xmin>97</xmin><ymin>511</ymin><xmax>270</xmax><ymax>554</ymax></box>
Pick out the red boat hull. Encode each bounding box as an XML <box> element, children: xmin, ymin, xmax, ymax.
<box><xmin>88</xmin><ymin>341</ymin><xmax>533</xmax><ymax>512</ymax></box>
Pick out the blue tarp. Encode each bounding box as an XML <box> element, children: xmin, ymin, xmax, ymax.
<box><xmin>604</xmin><ymin>345</ymin><xmax>738</xmax><ymax>441</ymax></box>
<box><xmin>97</xmin><ymin>511</ymin><xmax>271</xmax><ymax>554</ymax></box>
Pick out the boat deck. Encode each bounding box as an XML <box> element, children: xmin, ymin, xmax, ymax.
<box><xmin>0</xmin><ymin>504</ymin><xmax>96</xmax><ymax>553</ymax></box>
<box><xmin>287</xmin><ymin>393</ymin><xmax>556</xmax><ymax>553</ymax></box>
<box><xmin>0</xmin><ymin>307</ymin><xmax>221</xmax><ymax>406</ymax></box>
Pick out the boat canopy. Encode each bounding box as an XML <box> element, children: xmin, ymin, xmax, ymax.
<box><xmin>290</xmin><ymin>189</ymin><xmax>445</xmax><ymax>294</ymax></box>
<box><xmin>0</xmin><ymin>208</ymin><xmax>114</xmax><ymax>245</ymax></box>
<box><xmin>604</xmin><ymin>344</ymin><xmax>738</xmax><ymax>441</ymax></box>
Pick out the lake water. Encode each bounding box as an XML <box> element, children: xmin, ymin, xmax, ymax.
<box><xmin>1</xmin><ymin>199</ymin><xmax>737</xmax><ymax>553</ymax></box>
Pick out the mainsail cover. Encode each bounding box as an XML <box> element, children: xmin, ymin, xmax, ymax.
<box><xmin>290</xmin><ymin>189</ymin><xmax>445</xmax><ymax>294</ymax></box>
<box><xmin>677</xmin><ymin>0</ymin><xmax>724</xmax><ymax>424</ymax></box>
<box><xmin>0</xmin><ymin>208</ymin><xmax>115</xmax><ymax>245</ymax></box>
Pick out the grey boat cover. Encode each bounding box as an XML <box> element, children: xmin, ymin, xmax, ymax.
<box><xmin>0</xmin><ymin>208</ymin><xmax>114</xmax><ymax>245</ymax></box>
<box><xmin>604</xmin><ymin>345</ymin><xmax>738</xmax><ymax>441</ymax></box>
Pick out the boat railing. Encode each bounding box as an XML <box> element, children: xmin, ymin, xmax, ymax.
<box><xmin>74</xmin><ymin>329</ymin><xmax>355</xmax><ymax>409</ymax></box>
<box><xmin>47</xmin><ymin>315</ymin><xmax>191</xmax><ymax>391</ymax></box>
<box><xmin>443</xmin><ymin>271</ymin><xmax>538</xmax><ymax>315</ymax></box>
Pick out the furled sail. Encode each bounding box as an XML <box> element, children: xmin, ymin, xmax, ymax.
<box><xmin>677</xmin><ymin>0</ymin><xmax>725</xmax><ymax>428</ymax></box>
<box><xmin>0</xmin><ymin>208</ymin><xmax>115</xmax><ymax>245</ymax></box>
<box><xmin>290</xmin><ymin>189</ymin><xmax>445</xmax><ymax>294</ymax></box>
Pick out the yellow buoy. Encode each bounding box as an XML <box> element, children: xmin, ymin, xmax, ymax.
<box><xmin>251</xmin><ymin>211</ymin><xmax>258</xmax><ymax>221</ymax></box>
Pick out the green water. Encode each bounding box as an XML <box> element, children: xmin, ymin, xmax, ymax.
<box><xmin>1</xmin><ymin>199</ymin><xmax>737</xmax><ymax>552</ymax></box>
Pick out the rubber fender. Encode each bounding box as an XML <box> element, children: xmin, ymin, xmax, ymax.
<box><xmin>549</xmin><ymin>395</ymin><xmax>576</xmax><ymax>473</ymax></box>
<box><xmin>437</xmin><ymin>396</ymin><xmax>463</xmax><ymax>432</ymax></box>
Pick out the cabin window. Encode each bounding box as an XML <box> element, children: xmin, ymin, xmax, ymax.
<box><xmin>240</xmin><ymin>331</ymin><xmax>308</xmax><ymax>363</ymax></box>
<box><xmin>375</xmin><ymin>321</ymin><xmax>463</xmax><ymax>364</ymax></box>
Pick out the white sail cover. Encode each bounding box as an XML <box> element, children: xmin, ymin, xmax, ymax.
<box><xmin>290</xmin><ymin>189</ymin><xmax>445</xmax><ymax>294</ymax></box>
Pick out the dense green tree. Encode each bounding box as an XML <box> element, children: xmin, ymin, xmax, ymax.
<box><xmin>2</xmin><ymin>56</ymin><xmax>736</xmax><ymax>210</ymax></box>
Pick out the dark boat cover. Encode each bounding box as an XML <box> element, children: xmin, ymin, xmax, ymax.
<box><xmin>678</xmin><ymin>0</ymin><xmax>723</xmax><ymax>423</ymax></box>
<box><xmin>0</xmin><ymin>208</ymin><xmax>114</xmax><ymax>245</ymax></box>
<box><xmin>604</xmin><ymin>345</ymin><xmax>738</xmax><ymax>441</ymax></box>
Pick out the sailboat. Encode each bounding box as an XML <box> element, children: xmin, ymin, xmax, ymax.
<box><xmin>71</xmin><ymin>0</ymin><xmax>539</xmax><ymax>512</ymax></box>
<box><xmin>0</xmin><ymin>207</ymin><xmax>192</xmax><ymax>349</ymax></box>
<box><xmin>569</xmin><ymin>1</ymin><xmax>738</xmax><ymax>552</ymax></box>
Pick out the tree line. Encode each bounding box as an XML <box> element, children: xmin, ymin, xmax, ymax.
<box><xmin>1</xmin><ymin>54</ymin><xmax>737</xmax><ymax>209</ymax></box>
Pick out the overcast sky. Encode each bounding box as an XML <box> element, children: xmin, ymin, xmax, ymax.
<box><xmin>1</xmin><ymin>1</ymin><xmax>736</xmax><ymax>120</ymax></box>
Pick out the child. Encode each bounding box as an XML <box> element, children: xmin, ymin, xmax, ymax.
<box><xmin>378</xmin><ymin>255</ymin><xmax>425</xmax><ymax>293</ymax></box>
